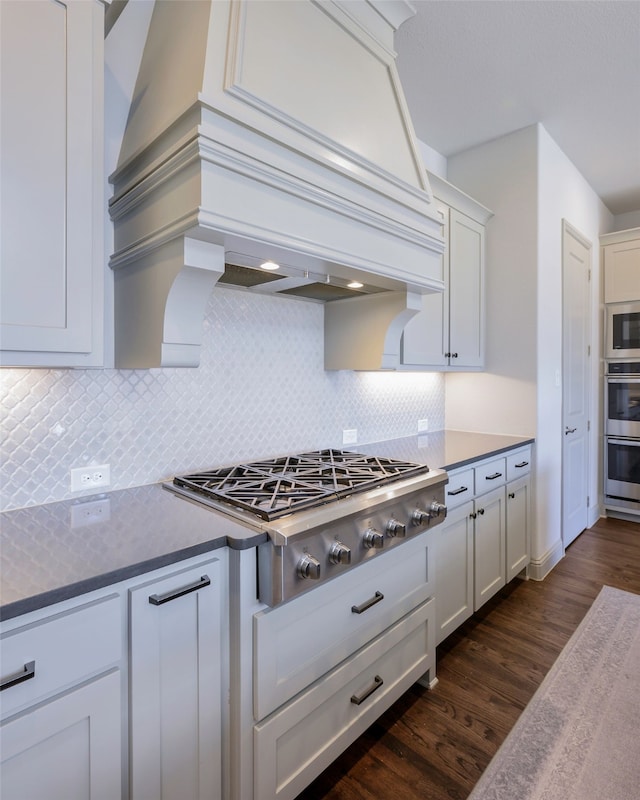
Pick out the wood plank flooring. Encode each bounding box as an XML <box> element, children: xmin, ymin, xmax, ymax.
<box><xmin>296</xmin><ymin>515</ymin><xmax>640</xmax><ymax>800</ymax></box>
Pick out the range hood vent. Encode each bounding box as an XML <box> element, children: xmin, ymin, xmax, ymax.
<box><xmin>109</xmin><ymin>0</ymin><xmax>445</xmax><ymax>369</ymax></box>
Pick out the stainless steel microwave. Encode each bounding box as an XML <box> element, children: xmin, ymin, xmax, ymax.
<box><xmin>606</xmin><ymin>302</ymin><xmax>640</xmax><ymax>359</ymax></box>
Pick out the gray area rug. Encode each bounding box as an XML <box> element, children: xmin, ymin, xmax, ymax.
<box><xmin>467</xmin><ymin>585</ymin><xmax>640</xmax><ymax>800</ymax></box>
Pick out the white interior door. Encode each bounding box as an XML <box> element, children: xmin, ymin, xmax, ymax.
<box><xmin>562</xmin><ymin>221</ymin><xmax>591</xmax><ymax>546</ymax></box>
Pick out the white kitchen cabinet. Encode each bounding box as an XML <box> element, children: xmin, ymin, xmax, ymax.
<box><xmin>0</xmin><ymin>0</ymin><xmax>105</xmax><ymax>367</ymax></box>
<box><xmin>601</xmin><ymin>229</ymin><xmax>640</xmax><ymax>303</ymax></box>
<box><xmin>129</xmin><ymin>555</ymin><xmax>225</xmax><ymax>800</ymax></box>
<box><xmin>401</xmin><ymin>174</ymin><xmax>492</xmax><ymax>371</ymax></box>
<box><xmin>473</xmin><ymin>484</ymin><xmax>507</xmax><ymax>609</ymax></box>
<box><xmin>435</xmin><ymin>446</ymin><xmax>532</xmax><ymax>645</ymax></box>
<box><xmin>0</xmin><ymin>594</ymin><xmax>123</xmax><ymax>800</ymax></box>
<box><xmin>251</xmin><ymin>530</ymin><xmax>436</xmax><ymax>800</ymax></box>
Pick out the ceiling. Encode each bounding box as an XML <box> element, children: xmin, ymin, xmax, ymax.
<box><xmin>395</xmin><ymin>0</ymin><xmax>640</xmax><ymax>216</ymax></box>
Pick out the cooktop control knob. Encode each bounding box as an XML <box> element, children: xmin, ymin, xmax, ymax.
<box><xmin>297</xmin><ymin>554</ymin><xmax>321</xmax><ymax>580</ymax></box>
<box><xmin>329</xmin><ymin>541</ymin><xmax>351</xmax><ymax>565</ymax></box>
<box><xmin>429</xmin><ymin>500</ymin><xmax>447</xmax><ymax>519</ymax></box>
<box><xmin>386</xmin><ymin>518</ymin><xmax>407</xmax><ymax>538</ymax></box>
<box><xmin>363</xmin><ymin>527</ymin><xmax>385</xmax><ymax>549</ymax></box>
<box><xmin>412</xmin><ymin>509</ymin><xmax>430</xmax><ymax>526</ymax></box>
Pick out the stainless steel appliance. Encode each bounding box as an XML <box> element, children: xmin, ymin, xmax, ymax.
<box><xmin>606</xmin><ymin>302</ymin><xmax>640</xmax><ymax>360</ymax></box>
<box><xmin>605</xmin><ymin>438</ymin><xmax>640</xmax><ymax>506</ymax></box>
<box><xmin>167</xmin><ymin>449</ymin><xmax>448</xmax><ymax>605</ymax></box>
<box><xmin>606</xmin><ymin>362</ymin><xmax>640</xmax><ymax>438</ymax></box>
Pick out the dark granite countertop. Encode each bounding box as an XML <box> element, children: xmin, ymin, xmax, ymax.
<box><xmin>0</xmin><ymin>430</ymin><xmax>534</xmax><ymax>622</ymax></box>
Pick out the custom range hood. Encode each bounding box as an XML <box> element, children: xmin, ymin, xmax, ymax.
<box><xmin>109</xmin><ymin>0</ymin><xmax>444</xmax><ymax>369</ymax></box>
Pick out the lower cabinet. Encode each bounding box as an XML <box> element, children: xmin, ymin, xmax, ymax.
<box><xmin>129</xmin><ymin>556</ymin><xmax>224</xmax><ymax>800</ymax></box>
<box><xmin>0</xmin><ymin>551</ymin><xmax>227</xmax><ymax>800</ymax></box>
<box><xmin>0</xmin><ymin>594</ymin><xmax>123</xmax><ymax>800</ymax></box>
<box><xmin>435</xmin><ymin>446</ymin><xmax>532</xmax><ymax>646</ymax></box>
<box><xmin>251</xmin><ymin>530</ymin><xmax>437</xmax><ymax>800</ymax></box>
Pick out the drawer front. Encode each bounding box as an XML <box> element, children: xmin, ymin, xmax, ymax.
<box><xmin>507</xmin><ymin>447</ymin><xmax>532</xmax><ymax>482</ymax></box>
<box><xmin>444</xmin><ymin>468</ymin><xmax>474</xmax><ymax>509</ymax></box>
<box><xmin>254</xmin><ymin>531</ymin><xmax>433</xmax><ymax>720</ymax></box>
<box><xmin>254</xmin><ymin>598</ymin><xmax>434</xmax><ymax>800</ymax></box>
<box><xmin>0</xmin><ymin>594</ymin><xmax>121</xmax><ymax>717</ymax></box>
<box><xmin>475</xmin><ymin>457</ymin><xmax>506</xmax><ymax>492</ymax></box>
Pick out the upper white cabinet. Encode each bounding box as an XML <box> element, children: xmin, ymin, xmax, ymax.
<box><xmin>0</xmin><ymin>0</ymin><xmax>105</xmax><ymax>367</ymax></box>
<box><xmin>601</xmin><ymin>228</ymin><xmax>640</xmax><ymax>303</ymax></box>
<box><xmin>402</xmin><ymin>174</ymin><xmax>493</xmax><ymax>371</ymax></box>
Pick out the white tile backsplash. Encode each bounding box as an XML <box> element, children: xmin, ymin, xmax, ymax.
<box><xmin>1</xmin><ymin>287</ymin><xmax>444</xmax><ymax>511</ymax></box>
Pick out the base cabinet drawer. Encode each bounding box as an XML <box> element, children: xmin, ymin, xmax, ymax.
<box><xmin>254</xmin><ymin>532</ymin><xmax>433</xmax><ymax>719</ymax></box>
<box><xmin>254</xmin><ymin>598</ymin><xmax>434</xmax><ymax>800</ymax></box>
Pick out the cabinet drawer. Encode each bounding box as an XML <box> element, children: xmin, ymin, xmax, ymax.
<box><xmin>254</xmin><ymin>531</ymin><xmax>433</xmax><ymax>720</ymax></box>
<box><xmin>254</xmin><ymin>598</ymin><xmax>434</xmax><ymax>800</ymax></box>
<box><xmin>0</xmin><ymin>594</ymin><xmax>121</xmax><ymax>718</ymax></box>
<box><xmin>474</xmin><ymin>457</ymin><xmax>506</xmax><ymax>491</ymax></box>
<box><xmin>507</xmin><ymin>447</ymin><xmax>532</xmax><ymax>482</ymax></box>
<box><xmin>444</xmin><ymin>468</ymin><xmax>474</xmax><ymax>509</ymax></box>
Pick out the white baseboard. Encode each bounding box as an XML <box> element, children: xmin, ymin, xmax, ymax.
<box><xmin>528</xmin><ymin>538</ymin><xmax>564</xmax><ymax>581</ymax></box>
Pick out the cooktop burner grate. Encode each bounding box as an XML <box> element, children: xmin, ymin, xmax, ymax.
<box><xmin>173</xmin><ymin>449</ymin><xmax>430</xmax><ymax>520</ymax></box>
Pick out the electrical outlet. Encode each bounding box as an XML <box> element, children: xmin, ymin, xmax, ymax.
<box><xmin>70</xmin><ymin>464</ymin><xmax>111</xmax><ymax>492</ymax></box>
<box><xmin>418</xmin><ymin>418</ymin><xmax>429</xmax><ymax>433</ymax></box>
<box><xmin>342</xmin><ymin>429</ymin><xmax>358</xmax><ymax>446</ymax></box>
<box><xmin>70</xmin><ymin>498</ymin><xmax>111</xmax><ymax>528</ymax></box>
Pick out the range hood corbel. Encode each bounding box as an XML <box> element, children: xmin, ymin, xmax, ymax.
<box><xmin>111</xmin><ymin>237</ymin><xmax>225</xmax><ymax>368</ymax></box>
<box><xmin>325</xmin><ymin>290</ymin><xmax>423</xmax><ymax>370</ymax></box>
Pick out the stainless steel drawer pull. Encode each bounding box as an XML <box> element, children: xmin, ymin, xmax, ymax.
<box><xmin>351</xmin><ymin>591</ymin><xmax>384</xmax><ymax>614</ymax></box>
<box><xmin>515</xmin><ymin>461</ymin><xmax>529</xmax><ymax>468</ymax></box>
<box><xmin>350</xmin><ymin>675</ymin><xmax>383</xmax><ymax>706</ymax></box>
<box><xmin>485</xmin><ymin>472</ymin><xmax>503</xmax><ymax>480</ymax></box>
<box><xmin>1</xmin><ymin>660</ymin><xmax>35</xmax><ymax>691</ymax></box>
<box><xmin>448</xmin><ymin>486</ymin><xmax>469</xmax><ymax>496</ymax></box>
<box><xmin>149</xmin><ymin>575</ymin><xmax>211</xmax><ymax>605</ymax></box>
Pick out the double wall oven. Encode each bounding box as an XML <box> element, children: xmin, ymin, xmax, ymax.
<box><xmin>605</xmin><ymin>361</ymin><xmax>640</xmax><ymax>510</ymax></box>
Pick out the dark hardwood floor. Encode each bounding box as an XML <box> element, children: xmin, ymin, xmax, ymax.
<box><xmin>296</xmin><ymin>515</ymin><xmax>640</xmax><ymax>800</ymax></box>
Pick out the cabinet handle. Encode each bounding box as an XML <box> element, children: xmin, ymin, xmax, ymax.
<box><xmin>470</xmin><ymin>512</ymin><xmax>477</xmax><ymax>519</ymax></box>
<box><xmin>351</xmin><ymin>590</ymin><xmax>384</xmax><ymax>615</ymax></box>
<box><xmin>515</xmin><ymin>461</ymin><xmax>529</xmax><ymax>468</ymax></box>
<box><xmin>485</xmin><ymin>472</ymin><xmax>503</xmax><ymax>480</ymax></box>
<box><xmin>509</xmin><ymin>492</ymin><xmax>516</xmax><ymax>499</ymax></box>
<box><xmin>447</xmin><ymin>486</ymin><xmax>469</xmax><ymax>496</ymax></box>
<box><xmin>451</xmin><ymin>352</ymin><xmax>458</xmax><ymax>358</ymax></box>
<box><xmin>149</xmin><ymin>574</ymin><xmax>211</xmax><ymax>605</ymax></box>
<box><xmin>444</xmin><ymin>352</ymin><xmax>451</xmax><ymax>358</ymax></box>
<box><xmin>0</xmin><ymin>660</ymin><xmax>35</xmax><ymax>691</ymax></box>
<box><xmin>350</xmin><ymin>675</ymin><xmax>384</xmax><ymax>706</ymax></box>
<box><xmin>477</xmin><ymin>508</ymin><xmax>485</xmax><ymax>515</ymax></box>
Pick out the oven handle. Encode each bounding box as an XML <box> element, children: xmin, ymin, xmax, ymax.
<box><xmin>351</xmin><ymin>590</ymin><xmax>384</xmax><ymax>615</ymax></box>
<box><xmin>607</xmin><ymin>438</ymin><xmax>640</xmax><ymax>447</ymax></box>
<box><xmin>607</xmin><ymin>378</ymin><xmax>640</xmax><ymax>384</ymax></box>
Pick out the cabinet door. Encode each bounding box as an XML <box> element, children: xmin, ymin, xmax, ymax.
<box><xmin>0</xmin><ymin>670</ymin><xmax>121</xmax><ymax>800</ymax></box>
<box><xmin>448</xmin><ymin>209</ymin><xmax>485</xmax><ymax>368</ymax></box>
<box><xmin>400</xmin><ymin>202</ymin><xmax>449</xmax><ymax>368</ymax></box>
<box><xmin>604</xmin><ymin>240</ymin><xmax>640</xmax><ymax>303</ymax></box>
<box><xmin>506</xmin><ymin>476</ymin><xmax>530</xmax><ymax>581</ymax></box>
<box><xmin>0</xmin><ymin>0</ymin><xmax>103</xmax><ymax>366</ymax></box>
<box><xmin>129</xmin><ymin>558</ymin><xmax>223</xmax><ymax>800</ymax></box>
<box><xmin>473</xmin><ymin>486</ymin><xmax>506</xmax><ymax>610</ymax></box>
<box><xmin>434</xmin><ymin>501</ymin><xmax>474</xmax><ymax>645</ymax></box>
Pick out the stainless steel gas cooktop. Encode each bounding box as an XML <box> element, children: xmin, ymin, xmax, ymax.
<box><xmin>168</xmin><ymin>448</ymin><xmax>448</xmax><ymax>605</ymax></box>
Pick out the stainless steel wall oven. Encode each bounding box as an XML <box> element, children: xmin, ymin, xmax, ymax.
<box><xmin>605</xmin><ymin>362</ymin><xmax>640</xmax><ymax>510</ymax></box>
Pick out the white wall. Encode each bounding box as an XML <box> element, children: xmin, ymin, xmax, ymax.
<box><xmin>444</xmin><ymin>123</ymin><xmax>614</xmax><ymax>577</ymax></box>
<box><xmin>614</xmin><ymin>210</ymin><xmax>640</xmax><ymax>231</ymax></box>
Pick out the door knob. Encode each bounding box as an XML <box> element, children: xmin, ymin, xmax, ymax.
<box><xmin>565</xmin><ymin>426</ymin><xmax>577</xmax><ymax>435</ymax></box>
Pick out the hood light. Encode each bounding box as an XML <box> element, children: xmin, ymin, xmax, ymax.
<box><xmin>347</xmin><ymin>280</ymin><xmax>363</xmax><ymax>290</ymax></box>
<box><xmin>260</xmin><ymin>260</ymin><xmax>280</xmax><ymax>271</ymax></box>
